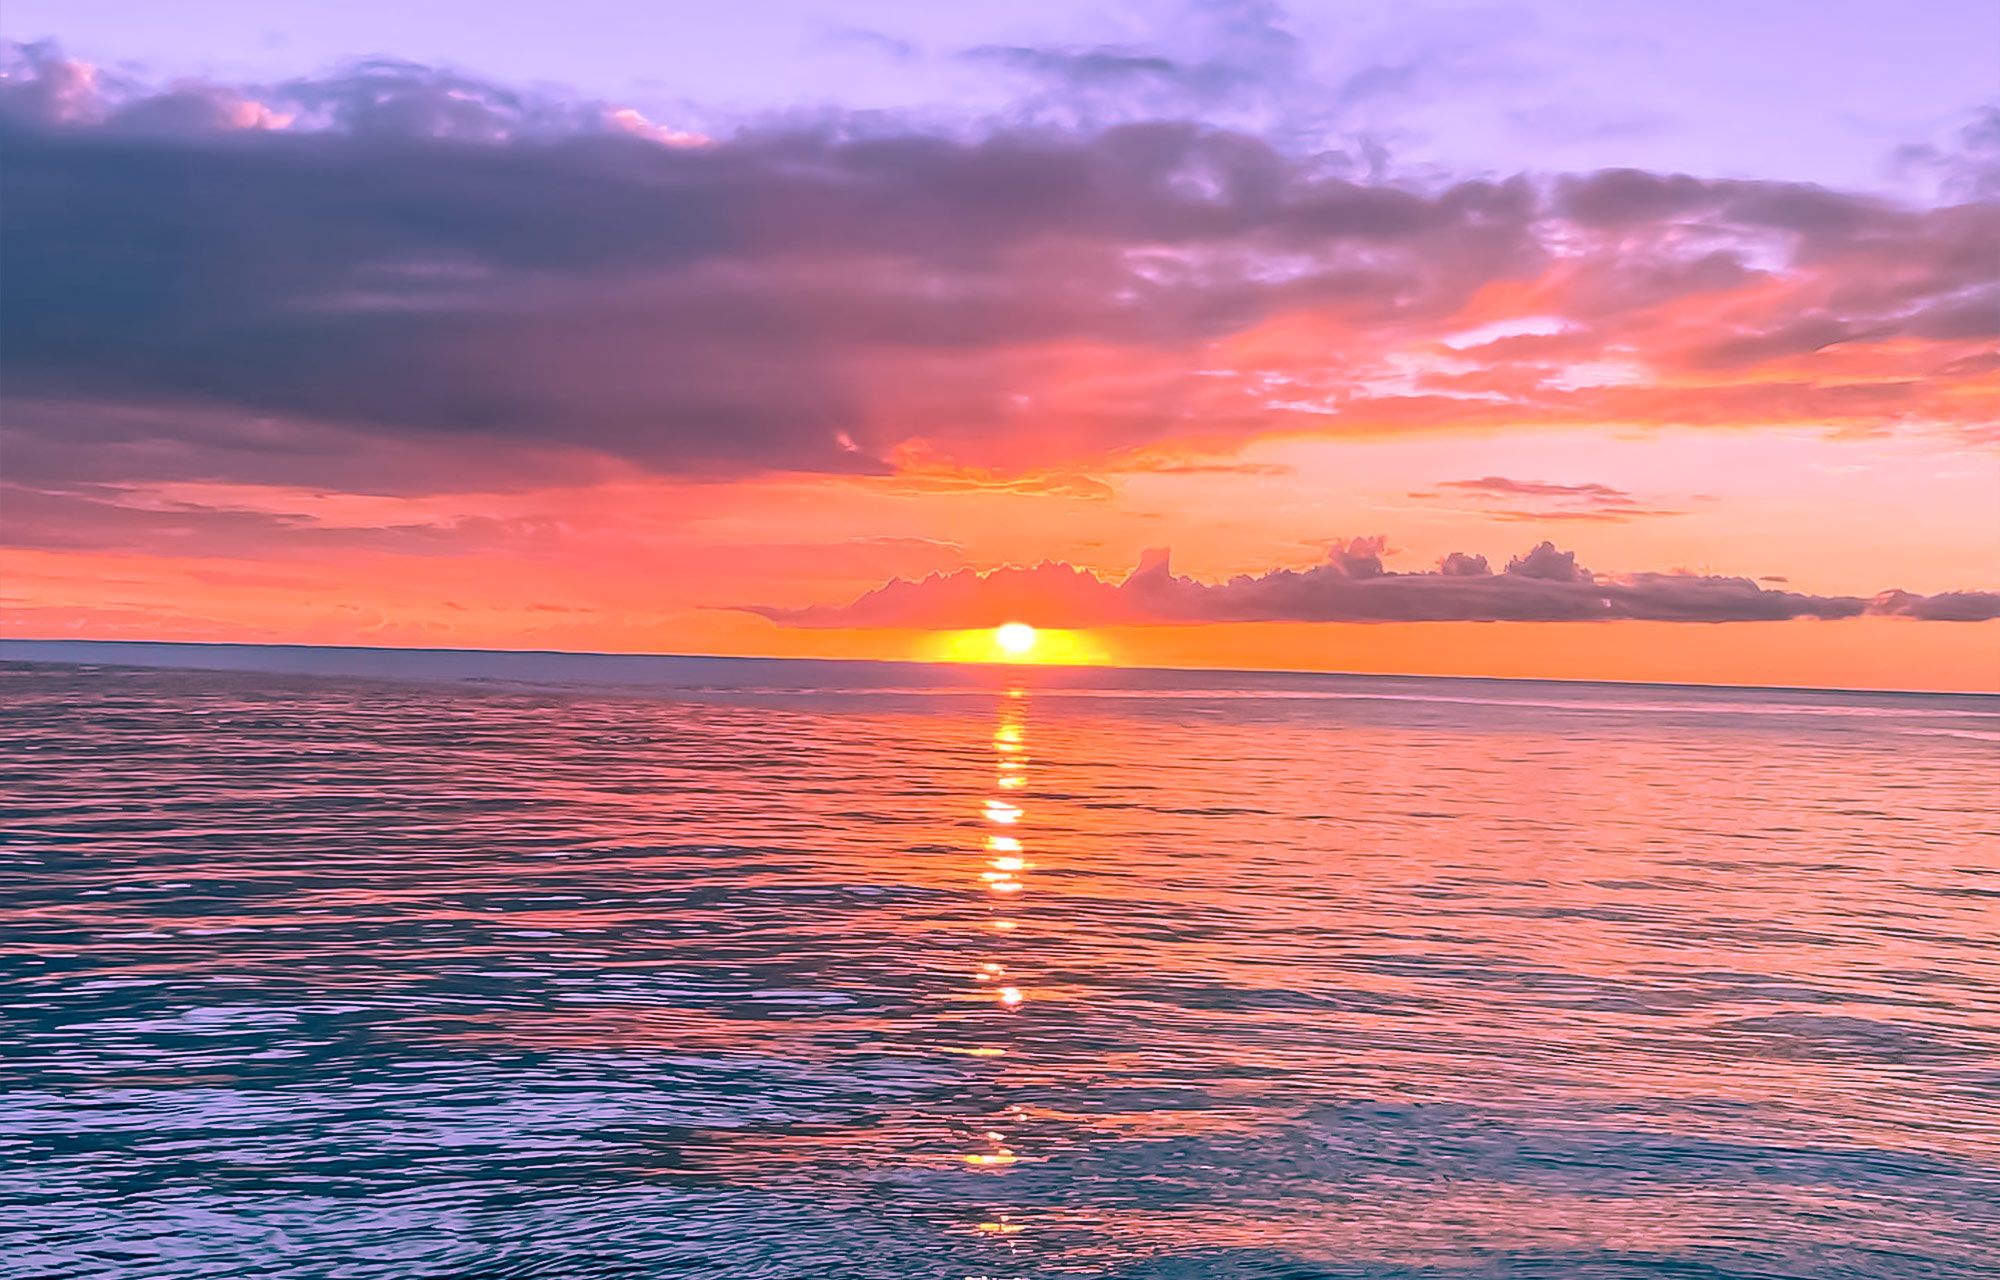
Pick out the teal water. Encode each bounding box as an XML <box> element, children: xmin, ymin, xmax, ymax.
<box><xmin>2</xmin><ymin>642</ymin><xmax>1998</xmax><ymax>1278</ymax></box>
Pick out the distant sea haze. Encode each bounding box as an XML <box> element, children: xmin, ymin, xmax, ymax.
<box><xmin>3</xmin><ymin>642</ymin><xmax>1997</xmax><ymax>1277</ymax></box>
<box><xmin>3</xmin><ymin>637</ymin><xmax>1995</xmax><ymax>702</ymax></box>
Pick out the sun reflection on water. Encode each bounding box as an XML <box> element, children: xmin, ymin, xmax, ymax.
<box><xmin>954</xmin><ymin>686</ymin><xmax>1040</xmax><ymax>1248</ymax></box>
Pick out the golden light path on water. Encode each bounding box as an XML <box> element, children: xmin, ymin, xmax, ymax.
<box><xmin>962</xmin><ymin>687</ymin><xmax>1033</xmax><ymax>1244</ymax></box>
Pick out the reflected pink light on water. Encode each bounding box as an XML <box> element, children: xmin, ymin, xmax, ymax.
<box><xmin>15</xmin><ymin>664</ymin><xmax>1998</xmax><ymax>1271</ymax></box>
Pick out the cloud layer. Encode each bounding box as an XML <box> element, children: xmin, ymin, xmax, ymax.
<box><xmin>2</xmin><ymin>40</ymin><xmax>1995</xmax><ymax>499</ymax></box>
<box><xmin>749</xmin><ymin>539</ymin><xmax>2000</xmax><ymax>627</ymax></box>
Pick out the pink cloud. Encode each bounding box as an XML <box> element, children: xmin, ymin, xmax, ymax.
<box><xmin>1415</xmin><ymin>476</ymin><xmax>1687</xmax><ymax>523</ymax></box>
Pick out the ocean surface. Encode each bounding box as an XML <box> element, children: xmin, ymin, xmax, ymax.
<box><xmin>3</xmin><ymin>640</ymin><xmax>1998</xmax><ymax>1280</ymax></box>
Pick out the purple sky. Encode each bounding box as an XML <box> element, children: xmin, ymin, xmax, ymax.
<box><xmin>6</xmin><ymin>0</ymin><xmax>1995</xmax><ymax>193</ymax></box>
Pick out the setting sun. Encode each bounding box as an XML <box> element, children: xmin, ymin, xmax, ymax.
<box><xmin>994</xmin><ymin>622</ymin><xmax>1038</xmax><ymax>657</ymax></box>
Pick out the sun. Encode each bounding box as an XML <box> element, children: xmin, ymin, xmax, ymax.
<box><xmin>928</xmin><ymin>623</ymin><xmax>1101</xmax><ymax>665</ymax></box>
<box><xmin>994</xmin><ymin>622</ymin><xmax>1038</xmax><ymax>658</ymax></box>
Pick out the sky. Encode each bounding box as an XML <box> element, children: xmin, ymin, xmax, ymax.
<box><xmin>1</xmin><ymin>1</ymin><xmax>1997</xmax><ymax>689</ymax></box>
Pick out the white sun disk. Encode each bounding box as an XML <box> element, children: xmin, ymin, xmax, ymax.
<box><xmin>994</xmin><ymin>622</ymin><xmax>1037</xmax><ymax>657</ymax></box>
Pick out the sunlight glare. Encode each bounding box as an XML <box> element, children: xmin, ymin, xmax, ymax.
<box><xmin>994</xmin><ymin>622</ymin><xmax>1037</xmax><ymax>657</ymax></box>
<box><xmin>927</xmin><ymin>626</ymin><xmax>1104</xmax><ymax>666</ymax></box>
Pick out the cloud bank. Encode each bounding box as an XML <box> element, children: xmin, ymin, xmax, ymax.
<box><xmin>748</xmin><ymin>539</ymin><xmax>2000</xmax><ymax>627</ymax></box>
<box><xmin>1</xmin><ymin>39</ymin><xmax>1995</xmax><ymax>498</ymax></box>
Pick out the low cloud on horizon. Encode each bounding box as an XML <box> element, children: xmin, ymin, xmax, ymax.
<box><xmin>747</xmin><ymin>538</ymin><xmax>2000</xmax><ymax>628</ymax></box>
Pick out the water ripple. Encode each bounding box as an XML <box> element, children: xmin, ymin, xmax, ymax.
<box><xmin>2</xmin><ymin>658</ymin><xmax>1997</xmax><ymax>1278</ymax></box>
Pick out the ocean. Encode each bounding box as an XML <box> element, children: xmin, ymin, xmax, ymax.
<box><xmin>3</xmin><ymin>640</ymin><xmax>1997</xmax><ymax>1279</ymax></box>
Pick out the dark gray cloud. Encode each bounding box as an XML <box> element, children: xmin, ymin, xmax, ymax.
<box><xmin>1894</xmin><ymin>105</ymin><xmax>2000</xmax><ymax>201</ymax></box>
<box><xmin>0</xmin><ymin>42</ymin><xmax>1994</xmax><ymax>499</ymax></box>
<box><xmin>961</xmin><ymin>0</ymin><xmax>1308</xmax><ymax>130</ymax></box>
<box><xmin>0</xmin><ymin>41</ymin><xmax>1548</xmax><ymax>491</ymax></box>
<box><xmin>749</xmin><ymin>540</ymin><xmax>2000</xmax><ymax>627</ymax></box>
<box><xmin>1864</xmin><ymin>589</ymin><xmax>2000</xmax><ymax>622</ymax></box>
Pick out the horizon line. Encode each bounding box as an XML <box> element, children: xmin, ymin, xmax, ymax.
<box><xmin>1</xmin><ymin>636</ymin><xmax>1991</xmax><ymax>701</ymax></box>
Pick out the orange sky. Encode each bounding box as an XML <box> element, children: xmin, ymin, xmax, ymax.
<box><xmin>6</xmin><ymin>422</ymin><xmax>1995</xmax><ymax>691</ymax></box>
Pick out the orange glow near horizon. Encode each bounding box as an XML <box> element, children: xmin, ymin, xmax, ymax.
<box><xmin>3</xmin><ymin>422</ymin><xmax>1994</xmax><ymax>692</ymax></box>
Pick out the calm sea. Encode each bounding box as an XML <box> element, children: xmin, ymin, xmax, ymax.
<box><xmin>3</xmin><ymin>641</ymin><xmax>1998</xmax><ymax>1279</ymax></box>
